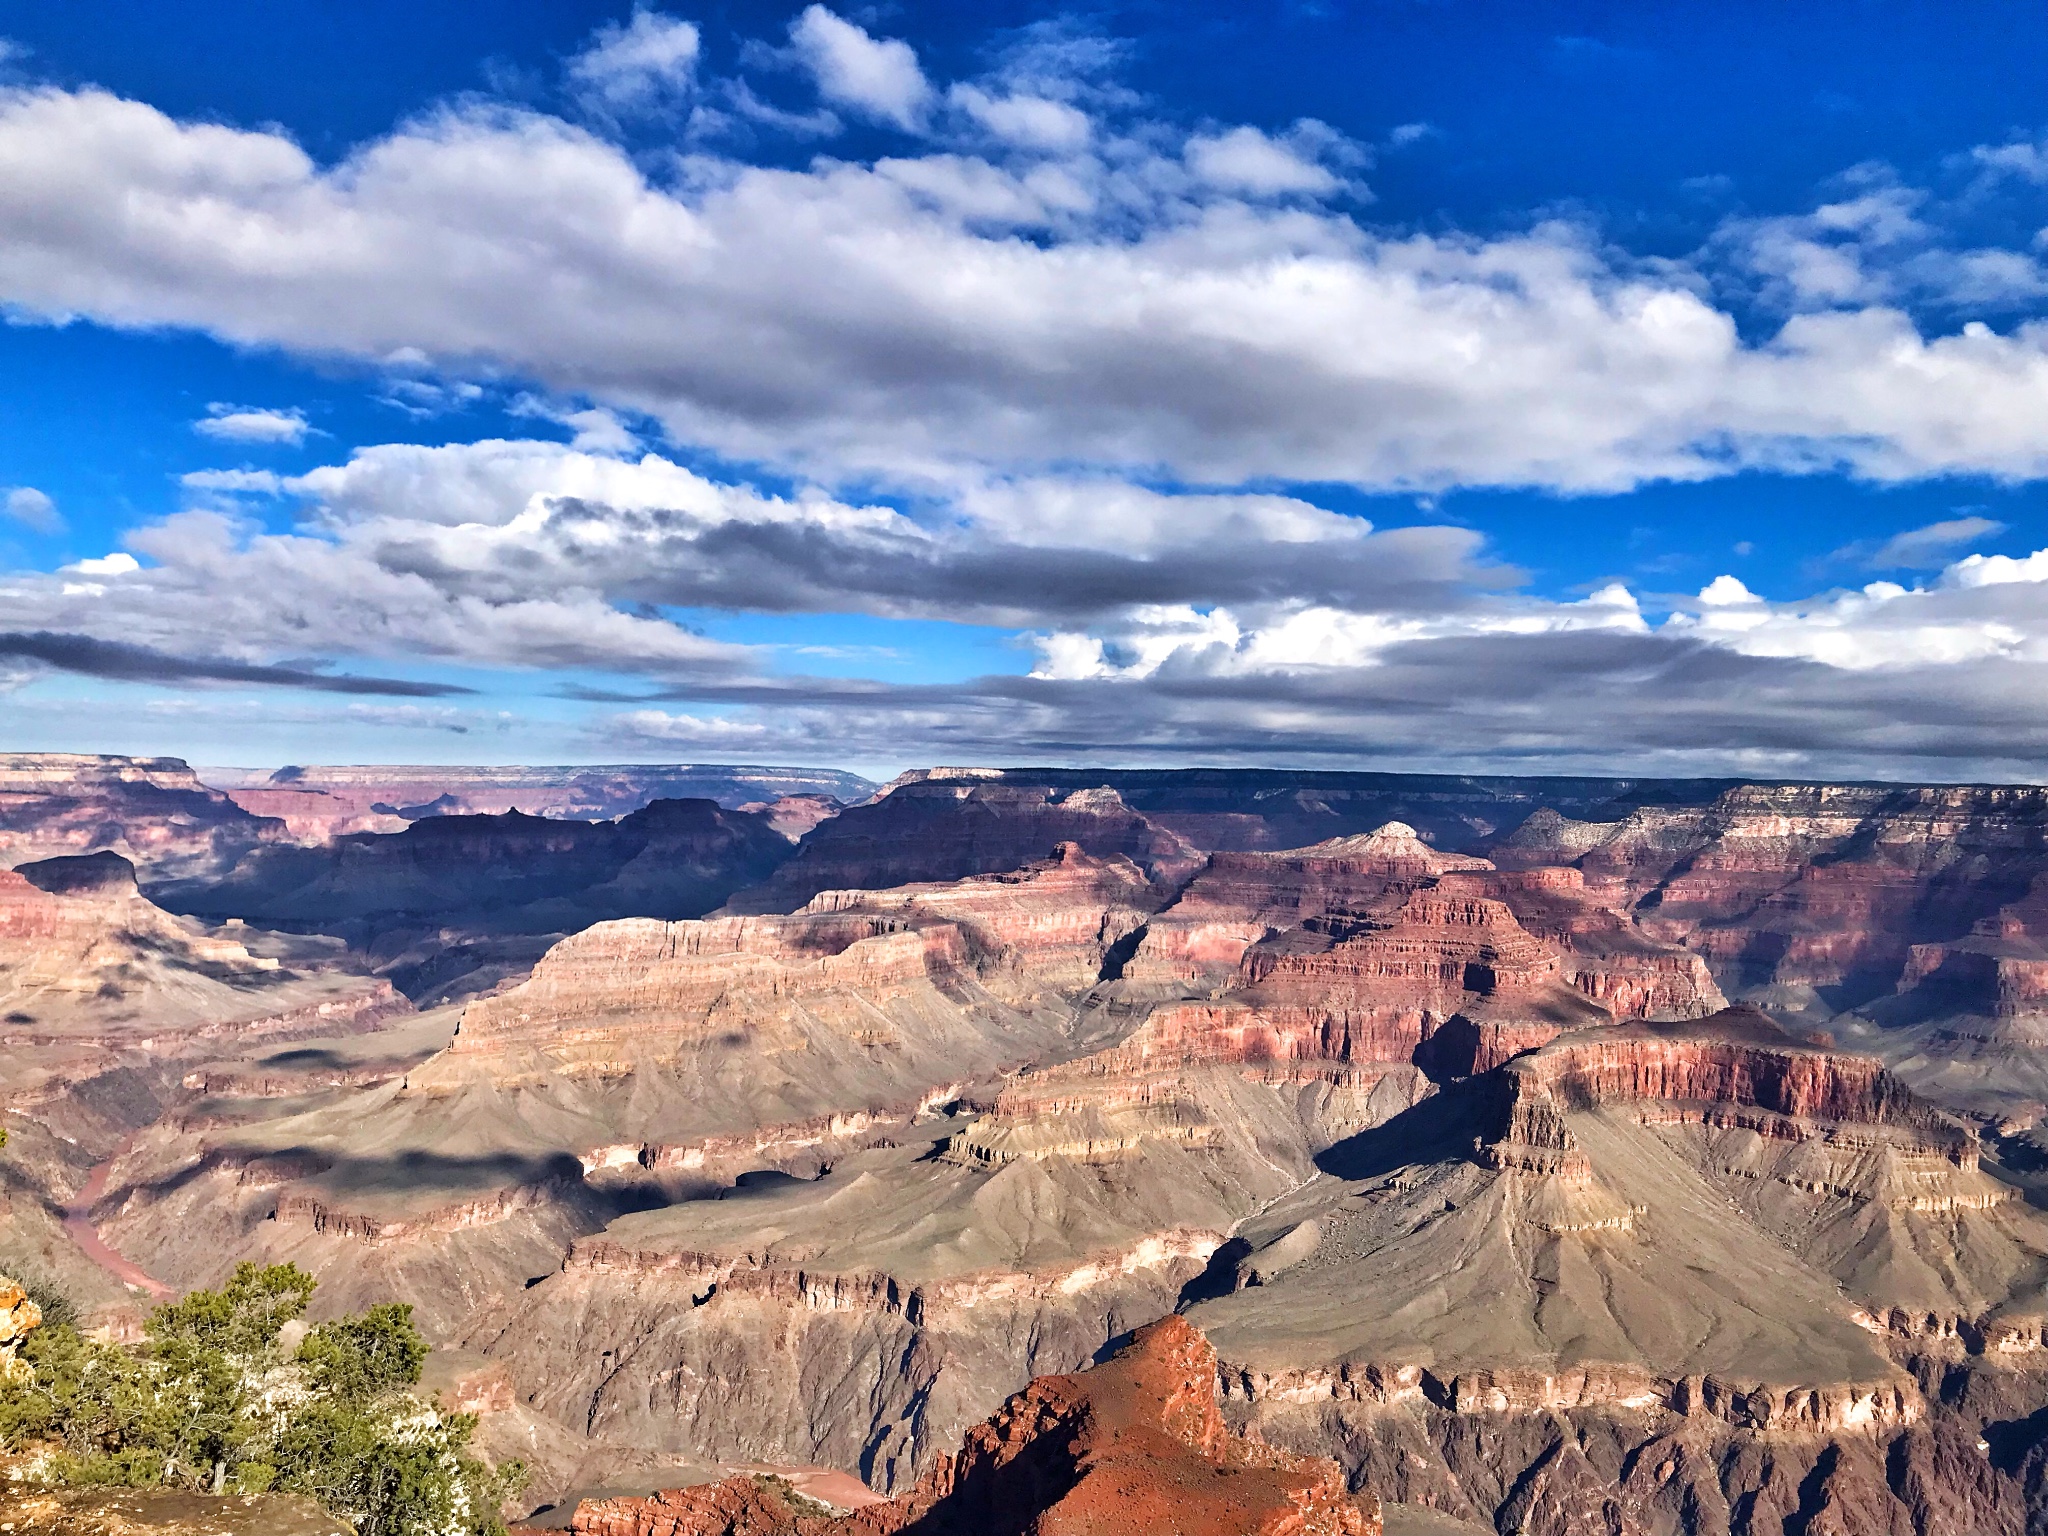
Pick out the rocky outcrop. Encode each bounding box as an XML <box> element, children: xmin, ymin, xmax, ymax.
<box><xmin>0</xmin><ymin>861</ymin><xmax>402</xmax><ymax>1080</ymax></box>
<box><xmin>440</xmin><ymin>844</ymin><xmax>1153</xmax><ymax>1077</ymax></box>
<box><xmin>572</xmin><ymin>1317</ymin><xmax>1381</xmax><ymax>1536</ymax></box>
<box><xmin>0</xmin><ymin>1274</ymin><xmax>41</xmax><ymax>1385</ymax></box>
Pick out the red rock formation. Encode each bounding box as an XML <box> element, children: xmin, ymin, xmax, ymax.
<box><xmin>1123</xmin><ymin>823</ymin><xmax>1491</xmax><ymax>986</ymax></box>
<box><xmin>1481</xmin><ymin>1007</ymin><xmax>1964</xmax><ymax>1146</ymax></box>
<box><xmin>571</xmin><ymin>1317</ymin><xmax>1380</xmax><ymax>1536</ymax></box>
<box><xmin>1502</xmin><ymin>784</ymin><xmax>2048</xmax><ymax>998</ymax></box>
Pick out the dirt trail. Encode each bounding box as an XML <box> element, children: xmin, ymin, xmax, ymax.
<box><xmin>62</xmin><ymin>1152</ymin><xmax>175</xmax><ymax>1301</ymax></box>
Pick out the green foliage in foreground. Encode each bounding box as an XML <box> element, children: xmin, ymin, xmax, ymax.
<box><xmin>0</xmin><ymin>1263</ymin><xmax>524</xmax><ymax>1536</ymax></box>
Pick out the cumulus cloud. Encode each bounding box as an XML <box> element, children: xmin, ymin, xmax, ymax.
<box><xmin>2</xmin><ymin>422</ymin><xmax>2044</xmax><ymax>774</ymax></box>
<box><xmin>581</xmin><ymin>536</ymin><xmax>2048</xmax><ymax>781</ymax></box>
<box><xmin>0</xmin><ymin>84</ymin><xmax>2046</xmax><ymax>493</ymax></box>
<box><xmin>787</xmin><ymin>7</ymin><xmax>929</xmax><ymax>130</ymax></box>
<box><xmin>567</xmin><ymin>9</ymin><xmax>700</xmax><ymax>112</ymax></box>
<box><xmin>0</xmin><ymin>482</ymin><xmax>755</xmax><ymax>685</ymax></box>
<box><xmin>6</xmin><ymin>51</ymin><xmax>2048</xmax><ymax>774</ymax></box>
<box><xmin>194</xmin><ymin>403</ymin><xmax>309</xmax><ymax>444</ymax></box>
<box><xmin>1719</xmin><ymin>179</ymin><xmax>2048</xmax><ymax>315</ymax></box>
<box><xmin>4</xmin><ymin>485</ymin><xmax>60</xmax><ymax>532</ymax></box>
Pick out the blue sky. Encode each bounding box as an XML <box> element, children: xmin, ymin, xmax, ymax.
<box><xmin>1</xmin><ymin>2</ymin><xmax>2046</xmax><ymax>779</ymax></box>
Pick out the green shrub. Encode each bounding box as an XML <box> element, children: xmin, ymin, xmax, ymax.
<box><xmin>0</xmin><ymin>1265</ymin><xmax>524</xmax><ymax>1536</ymax></box>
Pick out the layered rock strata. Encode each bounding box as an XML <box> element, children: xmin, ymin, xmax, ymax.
<box><xmin>0</xmin><ymin>753</ymin><xmax>283</xmax><ymax>878</ymax></box>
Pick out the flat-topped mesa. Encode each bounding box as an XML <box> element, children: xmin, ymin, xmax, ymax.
<box><xmin>572</xmin><ymin>1317</ymin><xmax>1381</xmax><ymax>1536</ymax></box>
<box><xmin>721</xmin><ymin>781</ymin><xmax>1204</xmax><ymax>914</ymax></box>
<box><xmin>219</xmin><ymin>761</ymin><xmax>875</xmax><ymax>840</ymax></box>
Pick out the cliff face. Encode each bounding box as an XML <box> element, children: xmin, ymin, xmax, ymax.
<box><xmin>1108</xmin><ymin>829</ymin><xmax>1721</xmax><ymax>1088</ymax></box>
<box><xmin>0</xmin><ymin>752</ymin><xmax>284</xmax><ymax>878</ymax></box>
<box><xmin>444</xmin><ymin>842</ymin><xmax>1153</xmax><ymax>1071</ymax></box>
<box><xmin>571</xmin><ymin>1317</ymin><xmax>1381</xmax><ymax>1536</ymax></box>
<box><xmin>0</xmin><ymin>857</ymin><xmax>400</xmax><ymax>1066</ymax></box>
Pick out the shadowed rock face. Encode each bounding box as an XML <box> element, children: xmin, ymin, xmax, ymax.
<box><xmin>570</xmin><ymin>1317</ymin><xmax>1382</xmax><ymax>1536</ymax></box>
<box><xmin>152</xmin><ymin>798</ymin><xmax>799</xmax><ymax>1004</ymax></box>
<box><xmin>721</xmin><ymin>784</ymin><xmax>1207</xmax><ymax>914</ymax></box>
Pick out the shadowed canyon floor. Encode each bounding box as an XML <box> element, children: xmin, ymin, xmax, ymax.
<box><xmin>16</xmin><ymin>759</ymin><xmax>2048</xmax><ymax>1531</ymax></box>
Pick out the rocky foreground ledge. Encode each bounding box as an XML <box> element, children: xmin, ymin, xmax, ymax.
<box><xmin>569</xmin><ymin>1316</ymin><xmax>1381</xmax><ymax>1536</ymax></box>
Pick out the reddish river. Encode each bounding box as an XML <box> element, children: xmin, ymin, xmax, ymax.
<box><xmin>62</xmin><ymin>1152</ymin><xmax>175</xmax><ymax>1301</ymax></box>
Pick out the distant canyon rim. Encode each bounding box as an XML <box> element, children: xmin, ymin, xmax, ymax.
<box><xmin>12</xmin><ymin>754</ymin><xmax>2048</xmax><ymax>1532</ymax></box>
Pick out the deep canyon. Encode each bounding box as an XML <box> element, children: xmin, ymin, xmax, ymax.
<box><xmin>10</xmin><ymin>756</ymin><xmax>2048</xmax><ymax>1532</ymax></box>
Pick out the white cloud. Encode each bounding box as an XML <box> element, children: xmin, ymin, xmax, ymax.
<box><xmin>195</xmin><ymin>403</ymin><xmax>309</xmax><ymax>444</ymax></box>
<box><xmin>608</xmin><ymin>708</ymin><xmax>774</xmax><ymax>745</ymax></box>
<box><xmin>7</xmin><ymin>423</ymin><xmax>2048</xmax><ymax>776</ymax></box>
<box><xmin>4</xmin><ymin>485</ymin><xmax>60</xmax><ymax>532</ymax></box>
<box><xmin>1185</xmin><ymin>124</ymin><xmax>1343</xmax><ymax>196</ymax></box>
<box><xmin>0</xmin><ymin>83</ymin><xmax>2044</xmax><ymax>503</ymax></box>
<box><xmin>788</xmin><ymin>7</ymin><xmax>929</xmax><ymax>131</ymax></box>
<box><xmin>66</xmin><ymin>551</ymin><xmax>139</xmax><ymax>575</ymax></box>
<box><xmin>1720</xmin><ymin>181</ymin><xmax>2048</xmax><ymax>314</ymax></box>
<box><xmin>948</xmin><ymin>85</ymin><xmax>1089</xmax><ymax>151</ymax></box>
<box><xmin>509</xmin><ymin>396</ymin><xmax>638</xmax><ymax>454</ymax></box>
<box><xmin>568</xmin><ymin>10</ymin><xmax>700</xmax><ymax>111</ymax></box>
